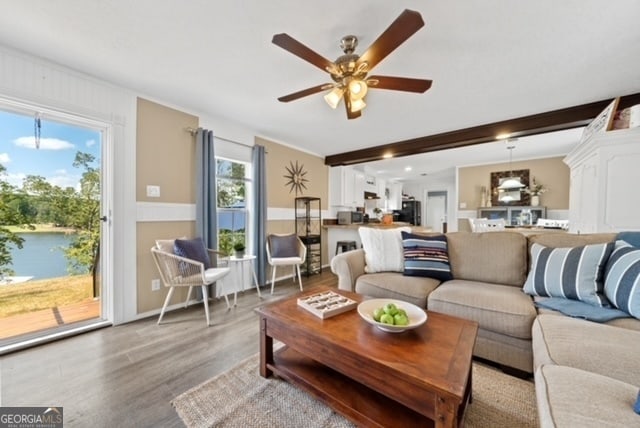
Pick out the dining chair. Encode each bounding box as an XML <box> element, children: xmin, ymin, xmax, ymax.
<box><xmin>470</xmin><ymin>218</ymin><xmax>506</xmax><ymax>232</ymax></box>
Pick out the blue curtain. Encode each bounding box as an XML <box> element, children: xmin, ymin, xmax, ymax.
<box><xmin>195</xmin><ymin>128</ymin><xmax>217</xmax><ymax>298</ymax></box>
<box><xmin>252</xmin><ymin>145</ymin><xmax>267</xmax><ymax>286</ymax></box>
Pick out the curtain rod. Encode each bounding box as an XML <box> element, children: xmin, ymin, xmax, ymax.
<box><xmin>185</xmin><ymin>127</ymin><xmax>254</xmax><ymax>149</ymax></box>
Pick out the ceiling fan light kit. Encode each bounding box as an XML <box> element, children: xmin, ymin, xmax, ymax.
<box><xmin>272</xmin><ymin>9</ymin><xmax>432</xmax><ymax>119</ymax></box>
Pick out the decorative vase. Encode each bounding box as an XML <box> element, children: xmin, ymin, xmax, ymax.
<box><xmin>531</xmin><ymin>195</ymin><xmax>540</xmax><ymax>207</ymax></box>
<box><xmin>235</xmin><ymin>250</ymin><xmax>245</xmax><ymax>259</ymax></box>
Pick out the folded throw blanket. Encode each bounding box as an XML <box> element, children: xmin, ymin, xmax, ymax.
<box><xmin>535</xmin><ymin>297</ymin><xmax>630</xmax><ymax>323</ymax></box>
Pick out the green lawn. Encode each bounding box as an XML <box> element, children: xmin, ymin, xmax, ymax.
<box><xmin>0</xmin><ymin>274</ymin><xmax>93</xmax><ymax>317</ymax></box>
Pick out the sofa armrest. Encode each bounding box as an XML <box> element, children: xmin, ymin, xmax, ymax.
<box><xmin>330</xmin><ymin>248</ymin><xmax>366</xmax><ymax>292</ymax></box>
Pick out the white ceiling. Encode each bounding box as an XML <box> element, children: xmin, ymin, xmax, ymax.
<box><xmin>0</xmin><ymin>1</ymin><xmax>638</xmax><ymax>171</ymax></box>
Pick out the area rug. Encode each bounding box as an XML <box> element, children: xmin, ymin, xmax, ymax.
<box><xmin>172</xmin><ymin>353</ymin><xmax>537</xmax><ymax>428</ymax></box>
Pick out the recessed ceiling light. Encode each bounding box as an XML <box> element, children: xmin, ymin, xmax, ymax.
<box><xmin>404</xmin><ymin>166</ymin><xmax>412</xmax><ymax>171</ymax></box>
<box><xmin>382</xmin><ymin>152</ymin><xmax>393</xmax><ymax>159</ymax></box>
<box><xmin>496</xmin><ymin>132</ymin><xmax>511</xmax><ymax>140</ymax></box>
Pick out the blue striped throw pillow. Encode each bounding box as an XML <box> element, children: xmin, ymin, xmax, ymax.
<box><xmin>401</xmin><ymin>232</ymin><xmax>452</xmax><ymax>281</ymax></box>
<box><xmin>604</xmin><ymin>240</ymin><xmax>640</xmax><ymax>319</ymax></box>
<box><xmin>523</xmin><ymin>242</ymin><xmax>613</xmax><ymax>307</ymax></box>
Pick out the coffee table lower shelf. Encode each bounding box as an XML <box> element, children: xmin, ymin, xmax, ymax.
<box><xmin>268</xmin><ymin>346</ymin><xmax>437</xmax><ymax>428</ymax></box>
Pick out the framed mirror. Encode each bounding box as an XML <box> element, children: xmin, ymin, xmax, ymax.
<box><xmin>490</xmin><ymin>169</ymin><xmax>530</xmax><ymax>206</ymax></box>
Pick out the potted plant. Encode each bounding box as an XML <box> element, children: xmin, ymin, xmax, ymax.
<box><xmin>525</xmin><ymin>177</ymin><xmax>548</xmax><ymax>206</ymax></box>
<box><xmin>233</xmin><ymin>242</ymin><xmax>245</xmax><ymax>258</ymax></box>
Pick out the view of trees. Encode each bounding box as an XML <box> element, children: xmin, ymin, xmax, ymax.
<box><xmin>0</xmin><ymin>151</ymin><xmax>100</xmax><ymax>276</ymax></box>
<box><xmin>0</xmin><ymin>163</ymin><xmax>31</xmax><ymax>276</ymax></box>
<box><xmin>216</xmin><ymin>159</ymin><xmax>247</xmax><ymax>255</ymax></box>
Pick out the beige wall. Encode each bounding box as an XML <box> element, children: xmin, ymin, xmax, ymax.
<box><xmin>256</xmin><ymin>136</ymin><xmax>330</xmax><ymax>271</ymax></box>
<box><xmin>135</xmin><ymin>106</ymin><xmax>331</xmax><ymax>314</ymax></box>
<box><xmin>458</xmin><ymin>156</ymin><xmax>569</xmax><ymax>211</ymax></box>
<box><xmin>136</xmin><ymin>98</ymin><xmax>198</xmax><ymax>203</ymax></box>
<box><xmin>136</xmin><ymin>98</ymin><xmax>199</xmax><ymax>314</ymax></box>
<box><xmin>257</xmin><ymin>137</ymin><xmax>329</xmax><ymax>209</ymax></box>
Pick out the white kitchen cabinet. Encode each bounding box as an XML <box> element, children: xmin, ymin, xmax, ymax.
<box><xmin>564</xmin><ymin>127</ymin><xmax>640</xmax><ymax>233</ymax></box>
<box><xmin>364</xmin><ymin>174</ymin><xmax>377</xmax><ymax>193</ymax></box>
<box><xmin>329</xmin><ymin>166</ymin><xmax>365</xmax><ymax>208</ymax></box>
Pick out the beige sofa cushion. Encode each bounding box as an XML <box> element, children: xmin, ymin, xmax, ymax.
<box><xmin>446</xmin><ymin>232</ymin><xmax>528</xmax><ymax>287</ymax></box>
<box><xmin>355</xmin><ymin>272</ymin><xmax>440</xmax><ymax>308</ymax></box>
<box><xmin>532</xmin><ymin>314</ymin><xmax>640</xmax><ymax>386</ymax></box>
<box><xmin>535</xmin><ymin>365</ymin><xmax>640</xmax><ymax>428</ymax></box>
<box><xmin>428</xmin><ymin>279</ymin><xmax>537</xmax><ymax>339</ymax></box>
<box><xmin>528</xmin><ymin>232</ymin><xmax>617</xmax><ymax>249</ymax></box>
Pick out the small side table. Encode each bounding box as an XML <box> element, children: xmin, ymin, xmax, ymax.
<box><xmin>228</xmin><ymin>255</ymin><xmax>262</xmax><ymax>299</ymax></box>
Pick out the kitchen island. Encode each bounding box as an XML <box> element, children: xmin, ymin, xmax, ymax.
<box><xmin>324</xmin><ymin>222</ymin><xmax>432</xmax><ymax>258</ymax></box>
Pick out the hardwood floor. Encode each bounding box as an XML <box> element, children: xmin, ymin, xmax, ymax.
<box><xmin>0</xmin><ymin>270</ymin><xmax>339</xmax><ymax>427</ymax></box>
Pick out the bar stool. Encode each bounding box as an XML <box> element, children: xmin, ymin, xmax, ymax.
<box><xmin>335</xmin><ymin>240</ymin><xmax>357</xmax><ymax>255</ymax></box>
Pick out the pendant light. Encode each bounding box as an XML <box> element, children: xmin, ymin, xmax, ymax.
<box><xmin>498</xmin><ymin>144</ymin><xmax>524</xmax><ymax>190</ymax></box>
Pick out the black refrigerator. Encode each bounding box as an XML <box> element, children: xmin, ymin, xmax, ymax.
<box><xmin>398</xmin><ymin>200</ymin><xmax>421</xmax><ymax>225</ymax></box>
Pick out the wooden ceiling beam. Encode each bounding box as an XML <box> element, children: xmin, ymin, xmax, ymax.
<box><xmin>324</xmin><ymin>92</ymin><xmax>640</xmax><ymax>166</ymax></box>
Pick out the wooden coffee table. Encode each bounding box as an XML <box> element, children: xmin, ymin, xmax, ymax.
<box><xmin>256</xmin><ymin>288</ymin><xmax>478</xmax><ymax>428</ymax></box>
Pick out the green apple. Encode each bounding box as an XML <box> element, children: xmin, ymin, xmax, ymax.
<box><xmin>393</xmin><ymin>313</ymin><xmax>409</xmax><ymax>326</ymax></box>
<box><xmin>380</xmin><ymin>313</ymin><xmax>395</xmax><ymax>325</ymax></box>
<box><xmin>384</xmin><ymin>303</ymin><xmax>398</xmax><ymax>316</ymax></box>
<box><xmin>396</xmin><ymin>308</ymin><xmax>407</xmax><ymax>318</ymax></box>
<box><xmin>373</xmin><ymin>307</ymin><xmax>385</xmax><ymax>322</ymax></box>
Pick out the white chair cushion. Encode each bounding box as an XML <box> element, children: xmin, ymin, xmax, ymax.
<box><xmin>270</xmin><ymin>257</ymin><xmax>303</xmax><ymax>265</ymax></box>
<box><xmin>204</xmin><ymin>267</ymin><xmax>230</xmax><ymax>282</ymax></box>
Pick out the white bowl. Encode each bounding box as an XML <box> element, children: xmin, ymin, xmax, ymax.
<box><xmin>357</xmin><ymin>298</ymin><xmax>427</xmax><ymax>333</ymax></box>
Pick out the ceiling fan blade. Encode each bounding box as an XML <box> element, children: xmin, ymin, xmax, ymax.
<box><xmin>357</xmin><ymin>9</ymin><xmax>424</xmax><ymax>71</ymax></box>
<box><xmin>367</xmin><ymin>75</ymin><xmax>432</xmax><ymax>93</ymax></box>
<box><xmin>277</xmin><ymin>84</ymin><xmax>333</xmax><ymax>102</ymax></box>
<box><xmin>272</xmin><ymin>33</ymin><xmax>335</xmax><ymax>72</ymax></box>
<box><xmin>343</xmin><ymin>93</ymin><xmax>362</xmax><ymax>120</ymax></box>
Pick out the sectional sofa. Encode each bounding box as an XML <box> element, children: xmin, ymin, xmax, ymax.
<box><xmin>330</xmin><ymin>230</ymin><xmax>640</xmax><ymax>426</ymax></box>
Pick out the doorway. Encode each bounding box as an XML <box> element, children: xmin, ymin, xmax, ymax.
<box><xmin>425</xmin><ymin>191</ymin><xmax>448</xmax><ymax>233</ymax></box>
<box><xmin>0</xmin><ymin>103</ymin><xmax>111</xmax><ymax>349</ymax></box>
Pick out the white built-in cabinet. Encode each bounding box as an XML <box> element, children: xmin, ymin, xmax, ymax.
<box><xmin>329</xmin><ymin>166</ymin><xmax>365</xmax><ymax>208</ymax></box>
<box><xmin>564</xmin><ymin>127</ymin><xmax>640</xmax><ymax>233</ymax></box>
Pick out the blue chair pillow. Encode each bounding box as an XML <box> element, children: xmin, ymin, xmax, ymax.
<box><xmin>174</xmin><ymin>237</ymin><xmax>211</xmax><ymax>269</ymax></box>
<box><xmin>269</xmin><ymin>234</ymin><xmax>298</xmax><ymax>258</ymax></box>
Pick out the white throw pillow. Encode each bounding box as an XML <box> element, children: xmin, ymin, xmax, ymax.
<box><xmin>359</xmin><ymin>227</ymin><xmax>411</xmax><ymax>273</ymax></box>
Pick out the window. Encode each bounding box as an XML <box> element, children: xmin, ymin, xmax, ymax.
<box><xmin>216</xmin><ymin>158</ymin><xmax>249</xmax><ymax>255</ymax></box>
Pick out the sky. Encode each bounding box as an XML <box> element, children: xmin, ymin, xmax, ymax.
<box><xmin>0</xmin><ymin>109</ymin><xmax>101</xmax><ymax>190</ymax></box>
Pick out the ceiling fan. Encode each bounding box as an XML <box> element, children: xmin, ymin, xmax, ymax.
<box><xmin>272</xmin><ymin>9</ymin><xmax>432</xmax><ymax>120</ymax></box>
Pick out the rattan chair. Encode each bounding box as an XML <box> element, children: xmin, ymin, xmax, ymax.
<box><xmin>151</xmin><ymin>244</ymin><xmax>231</xmax><ymax>326</ymax></box>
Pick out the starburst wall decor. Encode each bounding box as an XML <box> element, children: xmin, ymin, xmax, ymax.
<box><xmin>283</xmin><ymin>160</ymin><xmax>309</xmax><ymax>196</ymax></box>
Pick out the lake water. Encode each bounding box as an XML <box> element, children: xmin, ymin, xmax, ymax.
<box><xmin>7</xmin><ymin>233</ymin><xmax>77</xmax><ymax>280</ymax></box>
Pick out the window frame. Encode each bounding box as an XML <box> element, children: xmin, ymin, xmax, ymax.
<box><xmin>215</xmin><ymin>156</ymin><xmax>251</xmax><ymax>256</ymax></box>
